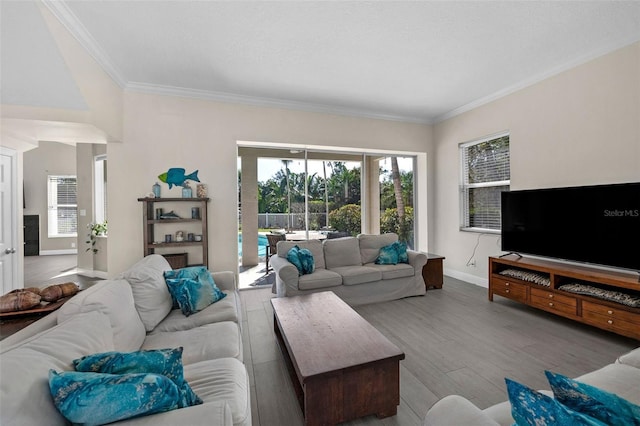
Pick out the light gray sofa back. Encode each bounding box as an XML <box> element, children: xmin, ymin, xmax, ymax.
<box><xmin>323</xmin><ymin>237</ymin><xmax>362</xmax><ymax>268</ymax></box>
<box><xmin>277</xmin><ymin>239</ymin><xmax>326</xmax><ymax>269</ymax></box>
<box><xmin>357</xmin><ymin>233</ymin><xmax>398</xmax><ymax>264</ymax></box>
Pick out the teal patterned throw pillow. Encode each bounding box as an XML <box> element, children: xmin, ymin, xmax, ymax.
<box><xmin>506</xmin><ymin>378</ymin><xmax>606</xmax><ymax>426</ymax></box>
<box><xmin>545</xmin><ymin>370</ymin><xmax>640</xmax><ymax>426</ymax></box>
<box><xmin>287</xmin><ymin>246</ymin><xmax>304</xmax><ymax>274</ymax></box>
<box><xmin>287</xmin><ymin>245</ymin><xmax>315</xmax><ymax>275</ymax></box>
<box><xmin>298</xmin><ymin>248</ymin><xmax>315</xmax><ymax>274</ymax></box>
<box><xmin>73</xmin><ymin>347</ymin><xmax>202</xmax><ymax>408</ymax></box>
<box><xmin>49</xmin><ymin>370</ymin><xmax>180</xmax><ymax>426</ymax></box>
<box><xmin>164</xmin><ymin>266</ymin><xmax>225</xmax><ymax>316</ymax></box>
<box><xmin>376</xmin><ymin>243</ymin><xmax>399</xmax><ymax>265</ymax></box>
<box><xmin>394</xmin><ymin>241</ymin><xmax>409</xmax><ymax>263</ymax></box>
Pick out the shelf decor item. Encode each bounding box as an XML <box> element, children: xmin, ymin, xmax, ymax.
<box><xmin>196</xmin><ymin>184</ymin><xmax>207</xmax><ymax>198</ymax></box>
<box><xmin>152</xmin><ymin>182</ymin><xmax>161</xmax><ymax>198</ymax></box>
<box><xmin>158</xmin><ymin>168</ymin><xmax>200</xmax><ymax>189</ymax></box>
<box><xmin>182</xmin><ymin>181</ymin><xmax>192</xmax><ymax>198</ymax></box>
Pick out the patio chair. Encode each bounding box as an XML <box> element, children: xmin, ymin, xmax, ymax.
<box><xmin>265</xmin><ymin>233</ymin><xmax>286</xmax><ymax>273</ymax></box>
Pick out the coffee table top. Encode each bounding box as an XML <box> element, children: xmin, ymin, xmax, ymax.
<box><xmin>271</xmin><ymin>291</ymin><xmax>405</xmax><ymax>381</ymax></box>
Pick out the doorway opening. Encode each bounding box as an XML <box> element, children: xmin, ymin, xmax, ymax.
<box><xmin>237</xmin><ymin>146</ymin><xmax>417</xmax><ymax>289</ymax></box>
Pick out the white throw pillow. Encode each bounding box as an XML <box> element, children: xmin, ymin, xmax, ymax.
<box><xmin>57</xmin><ymin>279</ymin><xmax>146</xmax><ymax>352</ymax></box>
<box><xmin>0</xmin><ymin>311</ymin><xmax>114</xmax><ymax>426</ymax></box>
<box><xmin>119</xmin><ymin>254</ymin><xmax>174</xmax><ymax>332</ymax></box>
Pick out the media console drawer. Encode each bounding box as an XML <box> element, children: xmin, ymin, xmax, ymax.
<box><xmin>491</xmin><ymin>277</ymin><xmax>527</xmax><ymax>303</ymax></box>
<box><xmin>530</xmin><ymin>292</ymin><xmax>577</xmax><ymax>316</ymax></box>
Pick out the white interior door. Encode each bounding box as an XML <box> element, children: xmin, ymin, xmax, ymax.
<box><xmin>0</xmin><ymin>149</ymin><xmax>18</xmax><ymax>293</ymax></box>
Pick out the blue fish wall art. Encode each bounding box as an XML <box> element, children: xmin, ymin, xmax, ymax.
<box><xmin>158</xmin><ymin>168</ymin><xmax>200</xmax><ymax>189</ymax></box>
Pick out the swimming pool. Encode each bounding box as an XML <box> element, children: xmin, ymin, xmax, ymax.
<box><xmin>238</xmin><ymin>233</ymin><xmax>268</xmax><ymax>257</ymax></box>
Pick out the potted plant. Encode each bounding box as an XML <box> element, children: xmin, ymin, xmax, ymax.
<box><xmin>86</xmin><ymin>221</ymin><xmax>107</xmax><ymax>254</ymax></box>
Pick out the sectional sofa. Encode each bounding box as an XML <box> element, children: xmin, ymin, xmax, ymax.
<box><xmin>0</xmin><ymin>255</ymin><xmax>250</xmax><ymax>426</ymax></box>
<box><xmin>424</xmin><ymin>346</ymin><xmax>640</xmax><ymax>425</ymax></box>
<box><xmin>271</xmin><ymin>233</ymin><xmax>428</xmax><ymax>305</ymax></box>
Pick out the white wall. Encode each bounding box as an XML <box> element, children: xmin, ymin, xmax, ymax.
<box><xmin>433</xmin><ymin>42</ymin><xmax>640</xmax><ymax>286</ymax></box>
<box><xmin>109</xmin><ymin>93</ymin><xmax>432</xmax><ymax>275</ymax></box>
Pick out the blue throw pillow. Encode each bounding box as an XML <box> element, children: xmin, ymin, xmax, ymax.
<box><xmin>506</xmin><ymin>378</ymin><xmax>606</xmax><ymax>426</ymax></box>
<box><xmin>73</xmin><ymin>347</ymin><xmax>202</xmax><ymax>409</ymax></box>
<box><xmin>298</xmin><ymin>248</ymin><xmax>315</xmax><ymax>275</ymax></box>
<box><xmin>49</xmin><ymin>370</ymin><xmax>179</xmax><ymax>426</ymax></box>
<box><xmin>164</xmin><ymin>266</ymin><xmax>222</xmax><ymax>308</ymax></box>
<box><xmin>393</xmin><ymin>241</ymin><xmax>409</xmax><ymax>263</ymax></box>
<box><xmin>545</xmin><ymin>370</ymin><xmax>640</xmax><ymax>426</ymax></box>
<box><xmin>376</xmin><ymin>243</ymin><xmax>399</xmax><ymax>265</ymax></box>
<box><xmin>287</xmin><ymin>246</ymin><xmax>304</xmax><ymax>275</ymax></box>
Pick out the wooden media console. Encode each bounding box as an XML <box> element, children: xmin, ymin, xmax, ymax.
<box><xmin>489</xmin><ymin>255</ymin><xmax>640</xmax><ymax>340</ymax></box>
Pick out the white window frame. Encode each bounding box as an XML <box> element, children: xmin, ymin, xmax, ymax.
<box><xmin>47</xmin><ymin>175</ymin><xmax>78</xmax><ymax>238</ymax></box>
<box><xmin>94</xmin><ymin>154</ymin><xmax>107</xmax><ymax>225</ymax></box>
<box><xmin>459</xmin><ymin>132</ymin><xmax>510</xmax><ymax>233</ymax></box>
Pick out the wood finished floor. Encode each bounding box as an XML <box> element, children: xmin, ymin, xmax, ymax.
<box><xmin>23</xmin><ymin>255</ymin><xmax>100</xmax><ymax>288</ymax></box>
<box><xmin>239</xmin><ymin>277</ymin><xmax>638</xmax><ymax>426</ymax></box>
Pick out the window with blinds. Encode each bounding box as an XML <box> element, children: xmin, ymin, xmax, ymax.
<box><xmin>460</xmin><ymin>134</ymin><xmax>510</xmax><ymax>232</ymax></box>
<box><xmin>48</xmin><ymin>175</ymin><xmax>78</xmax><ymax>237</ymax></box>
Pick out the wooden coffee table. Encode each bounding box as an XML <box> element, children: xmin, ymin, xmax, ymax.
<box><xmin>271</xmin><ymin>291</ymin><xmax>405</xmax><ymax>426</ymax></box>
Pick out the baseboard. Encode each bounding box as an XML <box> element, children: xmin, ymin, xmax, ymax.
<box><xmin>39</xmin><ymin>249</ymin><xmax>78</xmax><ymax>256</ymax></box>
<box><xmin>444</xmin><ymin>268</ymin><xmax>488</xmax><ymax>288</ymax></box>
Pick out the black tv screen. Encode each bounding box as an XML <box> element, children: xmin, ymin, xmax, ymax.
<box><xmin>501</xmin><ymin>182</ymin><xmax>640</xmax><ymax>271</ymax></box>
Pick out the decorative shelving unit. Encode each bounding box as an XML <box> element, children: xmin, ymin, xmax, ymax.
<box><xmin>138</xmin><ymin>197</ymin><xmax>209</xmax><ymax>269</ymax></box>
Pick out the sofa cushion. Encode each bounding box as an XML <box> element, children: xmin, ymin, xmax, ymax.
<box><xmin>185</xmin><ymin>357</ymin><xmax>251</xmax><ymax>426</ymax></box>
<box><xmin>575</xmin><ymin>363</ymin><xmax>640</xmax><ymax>405</ymax></box>
<box><xmin>506</xmin><ymin>378</ymin><xmax>604</xmax><ymax>426</ymax></box>
<box><xmin>331</xmin><ymin>265</ymin><xmax>381</xmax><ymax>285</ymax></box>
<box><xmin>0</xmin><ymin>311</ymin><xmax>114</xmax><ymax>426</ymax></box>
<box><xmin>365</xmin><ymin>262</ymin><xmax>414</xmax><ymax>280</ymax></box>
<box><xmin>73</xmin><ymin>348</ymin><xmax>202</xmax><ymax>408</ymax></box>
<box><xmin>58</xmin><ymin>279</ymin><xmax>146</xmax><ymax>352</ymax></box>
<box><xmin>323</xmin><ymin>237</ymin><xmax>362</xmax><ymax>269</ymax></box>
<box><xmin>142</xmin><ymin>322</ymin><xmax>243</xmax><ymax>364</ymax></box>
<box><xmin>278</xmin><ymin>239</ymin><xmax>325</xmax><ymax>269</ymax></box>
<box><xmin>617</xmin><ymin>347</ymin><xmax>640</xmax><ymax>369</ymax></box>
<box><xmin>545</xmin><ymin>370</ymin><xmax>640</xmax><ymax>426</ymax></box>
<box><xmin>151</xmin><ymin>291</ymin><xmax>240</xmax><ymax>333</ymax></box>
<box><xmin>298</xmin><ymin>268</ymin><xmax>343</xmax><ymax>291</ymax></box>
<box><xmin>358</xmin><ymin>233</ymin><xmax>398</xmax><ymax>264</ymax></box>
<box><xmin>120</xmin><ymin>254</ymin><xmax>174</xmax><ymax>332</ymax></box>
<box><xmin>376</xmin><ymin>243</ymin><xmax>400</xmax><ymax>265</ymax></box>
<box><xmin>48</xmin><ymin>370</ymin><xmax>180</xmax><ymax>425</ymax></box>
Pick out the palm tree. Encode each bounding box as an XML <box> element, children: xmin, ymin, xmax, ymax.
<box><xmin>391</xmin><ymin>157</ymin><xmax>409</xmax><ymax>242</ymax></box>
<box><xmin>281</xmin><ymin>160</ymin><xmax>292</xmax><ymax>231</ymax></box>
<box><xmin>323</xmin><ymin>161</ymin><xmax>329</xmax><ymax>228</ymax></box>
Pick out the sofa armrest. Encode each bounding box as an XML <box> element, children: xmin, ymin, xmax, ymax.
<box><xmin>424</xmin><ymin>395</ymin><xmax>500</xmax><ymax>426</ymax></box>
<box><xmin>407</xmin><ymin>250</ymin><xmax>428</xmax><ymax>271</ymax></box>
<box><xmin>270</xmin><ymin>255</ymin><xmax>300</xmax><ymax>297</ymax></box>
<box><xmin>116</xmin><ymin>401</ymin><xmax>232</xmax><ymax>425</ymax></box>
<box><xmin>211</xmin><ymin>271</ymin><xmax>237</xmax><ymax>292</ymax></box>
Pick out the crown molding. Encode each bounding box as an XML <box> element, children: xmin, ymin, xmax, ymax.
<box><xmin>434</xmin><ymin>36</ymin><xmax>640</xmax><ymax>124</ymax></box>
<box><xmin>41</xmin><ymin>0</ymin><xmax>127</xmax><ymax>88</ymax></box>
<box><xmin>126</xmin><ymin>82</ymin><xmax>432</xmax><ymax>124</ymax></box>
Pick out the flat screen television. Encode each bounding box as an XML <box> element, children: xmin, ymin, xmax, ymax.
<box><xmin>501</xmin><ymin>182</ymin><xmax>640</xmax><ymax>272</ymax></box>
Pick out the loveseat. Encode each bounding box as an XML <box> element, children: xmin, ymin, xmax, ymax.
<box><xmin>271</xmin><ymin>233</ymin><xmax>428</xmax><ymax>305</ymax></box>
<box><xmin>424</xmin><ymin>346</ymin><xmax>640</xmax><ymax>425</ymax></box>
<box><xmin>0</xmin><ymin>255</ymin><xmax>250</xmax><ymax>426</ymax></box>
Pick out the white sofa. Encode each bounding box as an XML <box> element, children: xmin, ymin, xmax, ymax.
<box><xmin>271</xmin><ymin>233</ymin><xmax>427</xmax><ymax>305</ymax></box>
<box><xmin>424</xmin><ymin>346</ymin><xmax>640</xmax><ymax>425</ymax></box>
<box><xmin>0</xmin><ymin>255</ymin><xmax>250</xmax><ymax>426</ymax></box>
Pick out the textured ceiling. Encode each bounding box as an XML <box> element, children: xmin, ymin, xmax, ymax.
<box><xmin>3</xmin><ymin>1</ymin><xmax>640</xmax><ymax>123</ymax></box>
